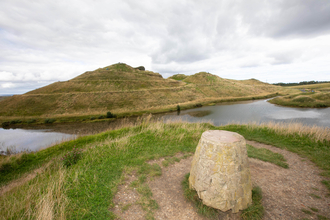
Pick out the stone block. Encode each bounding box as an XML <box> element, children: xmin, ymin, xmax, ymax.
<box><xmin>189</xmin><ymin>130</ymin><xmax>252</xmax><ymax>213</ymax></box>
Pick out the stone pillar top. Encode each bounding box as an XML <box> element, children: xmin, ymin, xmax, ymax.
<box><xmin>202</xmin><ymin>130</ymin><xmax>243</xmax><ymax>144</ymax></box>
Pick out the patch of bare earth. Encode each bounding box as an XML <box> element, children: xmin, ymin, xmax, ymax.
<box><xmin>148</xmin><ymin>156</ymin><xmax>209</xmax><ymax>220</ymax></box>
<box><xmin>112</xmin><ymin>174</ymin><xmax>146</xmax><ymax>220</ymax></box>
<box><xmin>247</xmin><ymin>140</ymin><xmax>330</xmax><ymax>220</ymax></box>
<box><xmin>112</xmin><ymin>142</ymin><xmax>330</xmax><ymax>219</ymax></box>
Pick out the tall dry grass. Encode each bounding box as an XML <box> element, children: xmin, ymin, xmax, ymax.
<box><xmin>0</xmin><ymin>162</ymin><xmax>68</xmax><ymax>220</ymax></box>
<box><xmin>244</xmin><ymin>121</ymin><xmax>330</xmax><ymax>142</ymax></box>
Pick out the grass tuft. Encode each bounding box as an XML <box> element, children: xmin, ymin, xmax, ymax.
<box><xmin>309</xmin><ymin>207</ymin><xmax>319</xmax><ymax>212</ymax></box>
<box><xmin>309</xmin><ymin>193</ymin><xmax>321</xmax><ymax>199</ymax></box>
<box><xmin>301</xmin><ymin>208</ymin><xmax>313</xmax><ymax>215</ymax></box>
<box><xmin>317</xmin><ymin>214</ymin><xmax>329</xmax><ymax>220</ymax></box>
<box><xmin>241</xmin><ymin>186</ymin><xmax>264</xmax><ymax>220</ymax></box>
<box><xmin>247</xmin><ymin>144</ymin><xmax>288</xmax><ymax>168</ymax></box>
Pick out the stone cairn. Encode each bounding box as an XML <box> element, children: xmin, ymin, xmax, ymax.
<box><xmin>189</xmin><ymin>130</ymin><xmax>252</xmax><ymax>213</ymax></box>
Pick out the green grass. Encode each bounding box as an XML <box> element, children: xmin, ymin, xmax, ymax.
<box><xmin>0</xmin><ymin>120</ymin><xmax>213</xmax><ymax>219</ymax></box>
<box><xmin>162</xmin><ymin>156</ymin><xmax>181</xmax><ymax>167</ymax></box>
<box><xmin>317</xmin><ymin>215</ymin><xmax>329</xmax><ymax>220</ymax></box>
<box><xmin>168</xmin><ymin>74</ymin><xmax>188</xmax><ymax>81</ymax></box>
<box><xmin>241</xmin><ymin>186</ymin><xmax>264</xmax><ymax>220</ymax></box>
<box><xmin>309</xmin><ymin>193</ymin><xmax>321</xmax><ymax>199</ymax></box>
<box><xmin>269</xmin><ymin>91</ymin><xmax>330</xmax><ymax>108</ymax></box>
<box><xmin>309</xmin><ymin>207</ymin><xmax>319</xmax><ymax>212</ymax></box>
<box><xmin>1</xmin><ymin>120</ymin><xmax>330</xmax><ymax>219</ymax></box>
<box><xmin>301</xmin><ymin>208</ymin><xmax>313</xmax><ymax>215</ymax></box>
<box><xmin>247</xmin><ymin>144</ymin><xmax>289</xmax><ymax>168</ymax></box>
<box><xmin>321</xmin><ymin>180</ymin><xmax>330</xmax><ymax>192</ymax></box>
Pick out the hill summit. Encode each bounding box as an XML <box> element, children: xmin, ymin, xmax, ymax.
<box><xmin>0</xmin><ymin>63</ymin><xmax>282</xmax><ymax>120</ymax></box>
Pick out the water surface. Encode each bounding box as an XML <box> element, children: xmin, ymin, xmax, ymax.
<box><xmin>1</xmin><ymin>99</ymin><xmax>330</xmax><ymax>153</ymax></box>
<box><xmin>162</xmin><ymin>99</ymin><xmax>330</xmax><ymax>127</ymax></box>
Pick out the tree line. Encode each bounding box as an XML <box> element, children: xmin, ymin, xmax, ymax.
<box><xmin>273</xmin><ymin>80</ymin><xmax>330</xmax><ymax>86</ymax></box>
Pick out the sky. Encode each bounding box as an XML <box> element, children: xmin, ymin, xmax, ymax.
<box><xmin>1</xmin><ymin>0</ymin><xmax>330</xmax><ymax>95</ymax></box>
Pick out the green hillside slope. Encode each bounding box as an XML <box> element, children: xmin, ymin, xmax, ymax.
<box><xmin>0</xmin><ymin>63</ymin><xmax>288</xmax><ymax>122</ymax></box>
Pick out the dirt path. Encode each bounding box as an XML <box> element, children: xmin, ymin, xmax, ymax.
<box><xmin>112</xmin><ymin>141</ymin><xmax>330</xmax><ymax>220</ymax></box>
<box><xmin>247</xmin><ymin>141</ymin><xmax>330</xmax><ymax>220</ymax></box>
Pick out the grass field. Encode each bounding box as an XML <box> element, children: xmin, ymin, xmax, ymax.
<box><xmin>0</xmin><ymin>118</ymin><xmax>329</xmax><ymax>219</ymax></box>
<box><xmin>268</xmin><ymin>82</ymin><xmax>330</xmax><ymax>108</ymax></box>
<box><xmin>287</xmin><ymin>83</ymin><xmax>330</xmax><ymax>91</ymax></box>
<box><xmin>269</xmin><ymin>91</ymin><xmax>330</xmax><ymax>108</ymax></box>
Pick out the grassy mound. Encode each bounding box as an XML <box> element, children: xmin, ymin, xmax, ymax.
<box><xmin>168</xmin><ymin>74</ymin><xmax>188</xmax><ymax>81</ymax></box>
<box><xmin>313</xmin><ymin>93</ymin><xmax>330</xmax><ymax>101</ymax></box>
<box><xmin>0</xmin><ymin>63</ymin><xmax>288</xmax><ymax>126</ymax></box>
<box><xmin>269</xmin><ymin>92</ymin><xmax>330</xmax><ymax>108</ymax></box>
<box><xmin>292</xmin><ymin>96</ymin><xmax>315</xmax><ymax>103</ymax></box>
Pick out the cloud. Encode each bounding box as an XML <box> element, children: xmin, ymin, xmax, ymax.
<box><xmin>0</xmin><ymin>0</ymin><xmax>330</xmax><ymax>94</ymax></box>
<box><xmin>238</xmin><ymin>0</ymin><xmax>330</xmax><ymax>38</ymax></box>
<box><xmin>1</xmin><ymin>82</ymin><xmax>15</xmax><ymax>88</ymax></box>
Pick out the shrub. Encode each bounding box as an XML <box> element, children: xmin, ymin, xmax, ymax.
<box><xmin>90</xmin><ymin>116</ymin><xmax>96</xmax><ymax>120</ymax></box>
<box><xmin>44</xmin><ymin>118</ymin><xmax>56</xmax><ymax>124</ymax></box>
<box><xmin>316</xmin><ymin>103</ymin><xmax>327</xmax><ymax>108</ymax></box>
<box><xmin>194</xmin><ymin>103</ymin><xmax>202</xmax><ymax>107</ymax></box>
<box><xmin>61</xmin><ymin>147</ymin><xmax>83</xmax><ymax>167</ymax></box>
<box><xmin>177</xmin><ymin>105</ymin><xmax>181</xmax><ymax>111</ymax></box>
<box><xmin>134</xmin><ymin>66</ymin><xmax>145</xmax><ymax>71</ymax></box>
<box><xmin>27</xmin><ymin>119</ymin><xmax>36</xmax><ymax>124</ymax></box>
<box><xmin>10</xmin><ymin>120</ymin><xmax>22</xmax><ymax>125</ymax></box>
<box><xmin>1</xmin><ymin>121</ymin><xmax>10</xmax><ymax>127</ymax></box>
<box><xmin>106</xmin><ymin>111</ymin><xmax>115</xmax><ymax>118</ymax></box>
<box><xmin>98</xmin><ymin>115</ymin><xmax>105</xmax><ymax>119</ymax></box>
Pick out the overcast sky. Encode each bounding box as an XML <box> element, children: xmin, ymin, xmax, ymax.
<box><xmin>1</xmin><ymin>0</ymin><xmax>330</xmax><ymax>94</ymax></box>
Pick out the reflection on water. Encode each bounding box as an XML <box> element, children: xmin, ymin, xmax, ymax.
<box><xmin>0</xmin><ymin>129</ymin><xmax>74</xmax><ymax>154</ymax></box>
<box><xmin>162</xmin><ymin>99</ymin><xmax>330</xmax><ymax>127</ymax></box>
<box><xmin>0</xmin><ymin>118</ymin><xmax>138</xmax><ymax>154</ymax></box>
<box><xmin>268</xmin><ymin>110</ymin><xmax>321</xmax><ymax>120</ymax></box>
<box><xmin>1</xmin><ymin>99</ymin><xmax>330</xmax><ymax>153</ymax></box>
<box><xmin>187</xmin><ymin>110</ymin><xmax>212</xmax><ymax>117</ymax></box>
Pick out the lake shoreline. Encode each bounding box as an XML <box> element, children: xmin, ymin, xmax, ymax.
<box><xmin>0</xmin><ymin>92</ymin><xmax>279</xmax><ymax>128</ymax></box>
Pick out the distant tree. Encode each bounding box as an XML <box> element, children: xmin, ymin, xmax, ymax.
<box><xmin>273</xmin><ymin>80</ymin><xmax>330</xmax><ymax>86</ymax></box>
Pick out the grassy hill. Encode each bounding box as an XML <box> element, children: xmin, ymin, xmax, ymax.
<box><xmin>168</xmin><ymin>74</ymin><xmax>188</xmax><ymax>81</ymax></box>
<box><xmin>286</xmin><ymin>83</ymin><xmax>330</xmax><ymax>92</ymax></box>
<box><xmin>0</xmin><ymin>63</ymin><xmax>290</xmax><ymax>124</ymax></box>
<box><xmin>269</xmin><ymin>83</ymin><xmax>330</xmax><ymax>108</ymax></box>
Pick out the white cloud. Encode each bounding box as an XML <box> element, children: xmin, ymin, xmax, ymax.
<box><xmin>0</xmin><ymin>0</ymin><xmax>330</xmax><ymax>94</ymax></box>
<box><xmin>1</xmin><ymin>82</ymin><xmax>15</xmax><ymax>88</ymax></box>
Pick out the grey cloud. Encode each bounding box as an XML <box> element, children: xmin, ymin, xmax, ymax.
<box><xmin>238</xmin><ymin>0</ymin><xmax>330</xmax><ymax>38</ymax></box>
<box><xmin>269</xmin><ymin>1</ymin><xmax>330</xmax><ymax>38</ymax></box>
<box><xmin>149</xmin><ymin>1</ymin><xmax>221</xmax><ymax>64</ymax></box>
<box><xmin>269</xmin><ymin>50</ymin><xmax>301</xmax><ymax>65</ymax></box>
<box><xmin>0</xmin><ymin>0</ymin><xmax>330</xmax><ymax>95</ymax></box>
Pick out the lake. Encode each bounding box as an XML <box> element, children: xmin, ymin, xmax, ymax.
<box><xmin>1</xmin><ymin>99</ymin><xmax>330</xmax><ymax>153</ymax></box>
